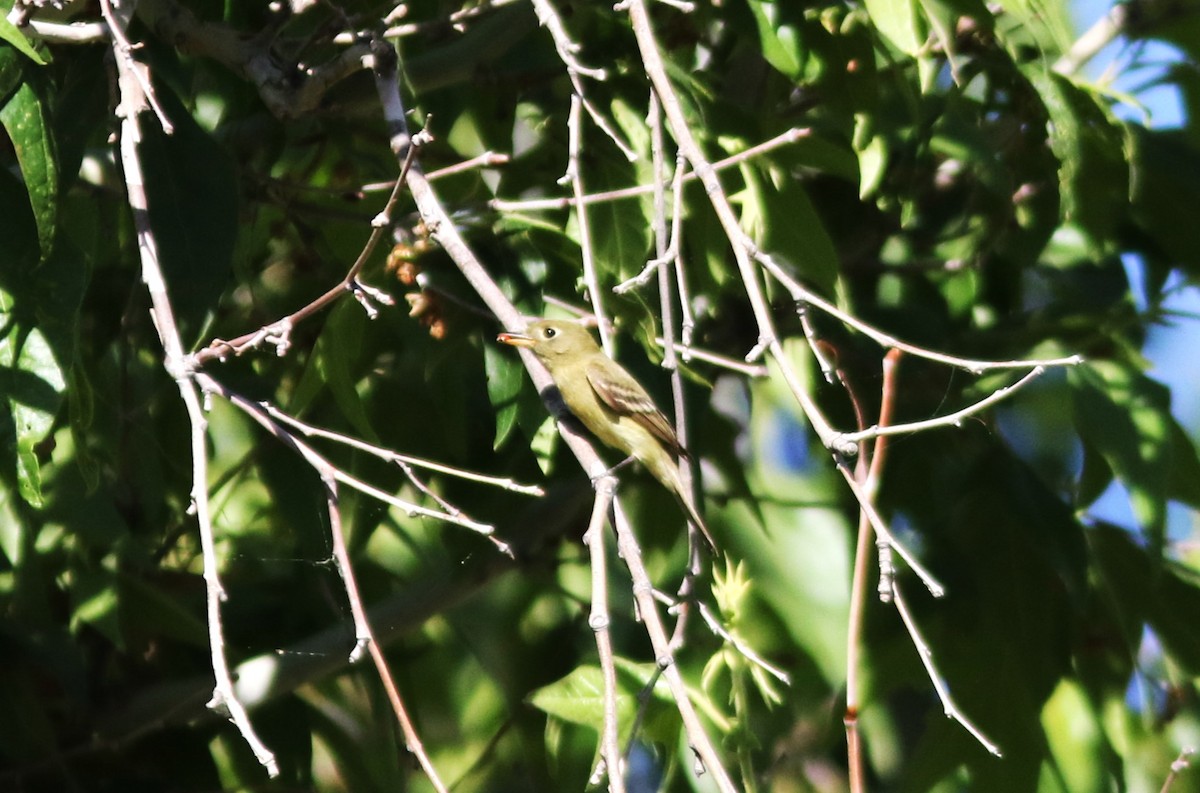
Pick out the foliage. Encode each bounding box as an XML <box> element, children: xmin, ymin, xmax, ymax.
<box><xmin>1</xmin><ymin>0</ymin><xmax>1199</xmax><ymax>791</ymax></box>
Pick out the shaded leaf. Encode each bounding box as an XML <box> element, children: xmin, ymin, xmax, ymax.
<box><xmin>0</xmin><ymin>71</ymin><xmax>57</xmax><ymax>260</ymax></box>
<box><xmin>1128</xmin><ymin>126</ymin><xmax>1200</xmax><ymax>275</ymax></box>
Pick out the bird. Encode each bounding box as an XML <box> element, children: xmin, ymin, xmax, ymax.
<box><xmin>498</xmin><ymin>318</ymin><xmax>717</xmax><ymax>552</ymax></box>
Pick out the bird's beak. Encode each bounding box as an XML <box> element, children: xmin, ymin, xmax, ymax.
<box><xmin>497</xmin><ymin>331</ymin><xmax>535</xmax><ymax>348</ymax></box>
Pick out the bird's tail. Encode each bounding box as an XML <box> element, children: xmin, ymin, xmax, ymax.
<box><xmin>676</xmin><ymin>490</ymin><xmax>719</xmax><ymax>554</ymax></box>
<box><xmin>645</xmin><ymin>449</ymin><xmax>719</xmax><ymax>554</ymax></box>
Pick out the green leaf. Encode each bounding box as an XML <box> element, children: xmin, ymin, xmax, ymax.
<box><xmin>2</xmin><ymin>325</ymin><xmax>65</xmax><ymax>507</ymax></box>
<box><xmin>0</xmin><ymin>20</ymin><xmax>47</xmax><ymax>66</ymax></box>
<box><xmin>746</xmin><ymin>1</ymin><xmax>804</xmax><ymax>80</ymax></box>
<box><xmin>1070</xmin><ymin>362</ymin><xmax>1169</xmax><ymax>552</ymax></box>
<box><xmin>740</xmin><ymin>160</ymin><xmax>839</xmax><ymax>294</ymax></box>
<box><xmin>902</xmin><ymin>447</ymin><xmax>1086</xmax><ymax>791</ymax></box>
<box><xmin>1028</xmin><ymin>73</ymin><xmax>1128</xmax><ymax>251</ymax></box>
<box><xmin>485</xmin><ymin>342</ymin><xmax>522</xmax><ymax>449</ymax></box>
<box><xmin>0</xmin><ymin>39</ymin><xmax>25</xmax><ymax>101</ymax></box>
<box><xmin>1088</xmin><ymin>524</ymin><xmax>1200</xmax><ymax>674</ymax></box>
<box><xmin>138</xmin><ymin>90</ymin><xmax>238</xmax><ymax>343</ymax></box>
<box><xmin>1166</xmin><ymin>419</ymin><xmax>1200</xmax><ymax>508</ymax></box>
<box><xmin>528</xmin><ymin>660</ymin><xmax>681</xmax><ymax>748</ymax></box>
<box><xmin>1127</xmin><ymin>126</ymin><xmax>1200</xmax><ymax>276</ymax></box>
<box><xmin>70</xmin><ymin>565</ymin><xmax>123</xmax><ymax>647</ymax></box>
<box><xmin>0</xmin><ymin>72</ymin><xmax>58</xmax><ymax>261</ymax></box>
<box><xmin>314</xmin><ymin>301</ymin><xmax>377</xmax><ymax>442</ymax></box>
<box><xmin>864</xmin><ymin>0</ymin><xmax>927</xmax><ymax>56</ymax></box>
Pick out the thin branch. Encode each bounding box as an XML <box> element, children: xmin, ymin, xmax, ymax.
<box><xmin>192</xmin><ymin>159</ymin><xmax>412</xmax><ymax>366</ymax></box>
<box><xmin>669</xmin><ymin>150</ymin><xmax>697</xmax><ymax>350</ymax></box>
<box><xmin>621</xmin><ymin>0</ymin><xmax>845</xmax><ymax>466</ymax></box>
<box><xmin>531</xmin><ymin>0</ymin><xmax>606</xmax><ymax>80</ymax></box>
<box><xmin>262</xmin><ymin>403</ymin><xmax>544</xmax><ymax>495</ymax></box>
<box><xmin>1053</xmin><ymin>3</ymin><xmax>1129</xmax><ymax>75</ymax></box>
<box><xmin>362</xmin><ymin>151</ymin><xmax>511</xmax><ymax>190</ymax></box>
<box><xmin>645</xmin><ymin>92</ymin><xmax>703</xmax><ymax>637</ymax></box>
<box><xmin>614</xmin><ymin>96</ymin><xmax>687</xmax><ymax>297</ymax></box>
<box><xmin>844</xmin><ymin>348</ymin><xmax>902</xmax><ymax>792</ymax></box>
<box><xmin>136</xmin><ymin>0</ymin><xmax>373</xmax><ymax>120</ymax></box>
<box><xmin>104</xmin><ymin>0</ymin><xmax>276</xmax><ymax>774</ymax></box>
<box><xmin>694</xmin><ymin>601</ymin><xmax>790</xmax><ymax>685</ymax></box>
<box><xmin>530</xmin><ymin>0</ymin><xmax>637</xmax><ymax>160</ymax></box>
<box><xmin>837</xmin><ymin>465</ymin><xmax>944</xmax><ymax>598</ymax></box>
<box><xmin>491</xmin><ymin>127</ymin><xmax>809</xmax><ymax>212</ymax></box>
<box><xmin>834</xmin><ymin>365</ymin><xmax>1051</xmax><ymax>448</ymax></box>
<box><xmin>427</xmin><ymin>151</ymin><xmax>511</xmax><ymax>180</ymax></box>
<box><xmin>653</xmin><ymin>338</ymin><xmax>769</xmax><ymax>377</ymax></box>
<box><xmin>102</xmin><ymin>0</ymin><xmax>173</xmax><ymax>133</ymax></box>
<box><xmin>26</xmin><ymin>19</ymin><xmax>109</xmax><ymax>43</ymax></box>
<box><xmin>584</xmin><ymin>476</ymin><xmax>627</xmax><ymax>793</ymax></box>
<box><xmin>891</xmin><ymin>584</ymin><xmax>1003</xmax><ymax>757</ymax></box>
<box><xmin>566</xmin><ymin>94</ymin><xmax>613</xmax><ymax>354</ymax></box>
<box><xmin>321</xmin><ymin>477</ymin><xmax>451</xmax><ymax>793</ymax></box>
<box><xmin>611</xmin><ymin>501</ymin><xmax>739</xmax><ymax>792</ymax></box>
<box><xmin>333</xmin><ymin>0</ymin><xmax>525</xmax><ymax>42</ymax></box>
<box><xmin>757</xmin><ymin>251</ymin><xmax>1084</xmax><ymax>374</ymax></box>
<box><xmin>1160</xmin><ymin>747</ymin><xmax>1195</xmax><ymax>793</ymax></box>
<box><xmin>199</xmin><ymin>375</ymin><xmax>509</xmax><ymax>549</ymax></box>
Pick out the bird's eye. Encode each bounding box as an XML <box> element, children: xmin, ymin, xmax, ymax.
<box><xmin>543</xmin><ymin>328</ymin><xmax>557</xmax><ymax>338</ymax></box>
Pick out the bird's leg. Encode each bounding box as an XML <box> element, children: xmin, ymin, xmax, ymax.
<box><xmin>592</xmin><ymin>455</ymin><xmax>637</xmax><ymax>485</ymax></box>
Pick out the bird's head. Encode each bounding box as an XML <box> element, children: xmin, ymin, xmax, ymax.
<box><xmin>497</xmin><ymin>319</ymin><xmax>599</xmax><ymax>364</ymax></box>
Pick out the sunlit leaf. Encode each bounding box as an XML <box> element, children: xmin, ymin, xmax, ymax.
<box><xmin>1071</xmin><ymin>362</ymin><xmax>1169</xmax><ymax>553</ymax></box>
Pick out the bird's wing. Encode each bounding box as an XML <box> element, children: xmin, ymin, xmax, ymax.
<box><xmin>585</xmin><ymin>359</ymin><xmax>684</xmax><ymax>457</ymax></box>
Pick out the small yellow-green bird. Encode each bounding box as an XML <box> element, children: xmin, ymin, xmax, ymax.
<box><xmin>498</xmin><ymin>318</ymin><xmax>716</xmax><ymax>551</ymax></box>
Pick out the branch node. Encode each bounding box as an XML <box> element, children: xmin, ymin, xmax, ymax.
<box><xmin>349</xmin><ymin>279</ymin><xmax>395</xmax><ymax>319</ymax></box>
<box><xmin>348</xmin><ymin>637</ymin><xmax>371</xmax><ymax>664</ymax></box>
<box><xmin>830</xmin><ymin>435</ymin><xmax>860</xmax><ymax>458</ymax></box>
<box><xmin>745</xmin><ymin>335</ymin><xmax>772</xmax><ymax>362</ymax></box>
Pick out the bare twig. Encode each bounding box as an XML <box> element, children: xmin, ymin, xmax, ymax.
<box><xmin>492</xmin><ymin>127</ymin><xmax>809</xmax><ymax>213</ymax></box>
<box><xmin>26</xmin><ymin>19</ymin><xmax>109</xmax><ymax>43</ymax></box>
<box><xmin>584</xmin><ymin>476</ymin><xmax>626</xmax><ymax>793</ymax></box>
<box><xmin>757</xmin><ymin>251</ymin><xmax>1083</xmax><ymax>374</ymax></box>
<box><xmin>1160</xmin><ymin>747</ymin><xmax>1195</xmax><ymax>793</ymax></box>
<box><xmin>333</xmin><ymin>0</ymin><xmax>525</xmax><ymax>42</ymax></box>
<box><xmin>136</xmin><ymin>0</ymin><xmax>373</xmax><ymax>119</ymax></box>
<box><xmin>1054</xmin><ymin>3</ymin><xmax>1129</xmax><ymax>75</ymax></box>
<box><xmin>200</xmin><ymin>376</ymin><xmax>509</xmax><ymax>549</ymax></box>
<box><xmin>261</xmin><ymin>403</ymin><xmax>544</xmax><ymax>495</ymax></box>
<box><xmin>566</xmin><ymin>94</ymin><xmax>613</xmax><ymax>354</ymax></box>
<box><xmin>427</xmin><ymin>151</ymin><xmax>511</xmax><ymax>180</ymax></box>
<box><xmin>192</xmin><ymin>159</ymin><xmax>412</xmax><ymax>366</ymax></box>
<box><xmin>693</xmin><ymin>601</ymin><xmax>790</xmax><ymax>686</ymax></box>
<box><xmin>103</xmin><ymin>0</ymin><xmax>275</xmax><ymax>774</ymax></box>
<box><xmin>322</xmin><ymin>477</ymin><xmax>451</xmax><ymax>793</ymax></box>
<box><xmin>362</xmin><ymin>151</ymin><xmax>511</xmax><ymax>189</ymax></box>
<box><xmin>834</xmin><ymin>366</ymin><xmax>1051</xmax><ymax>448</ymax></box>
<box><xmin>530</xmin><ymin>0</ymin><xmax>636</xmax><ymax>160</ymax></box>
<box><xmin>611</xmin><ymin>501</ymin><xmax>739</xmax><ymax>792</ymax></box>
<box><xmin>643</xmin><ymin>93</ymin><xmax>703</xmax><ymax>640</ymax></box>
<box><xmin>531</xmin><ymin>0</ymin><xmax>606</xmax><ymax>80</ymax></box>
<box><xmin>891</xmin><ymin>584</ymin><xmax>1003</xmax><ymax>756</ymax></box>
<box><xmin>653</xmin><ymin>338</ymin><xmax>769</xmax><ymax>377</ymax></box>
<box><xmin>614</xmin><ymin>95</ymin><xmax>686</xmax><ymax>297</ymax></box>
<box><xmin>844</xmin><ymin>348</ymin><xmax>902</xmax><ymax>792</ymax></box>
